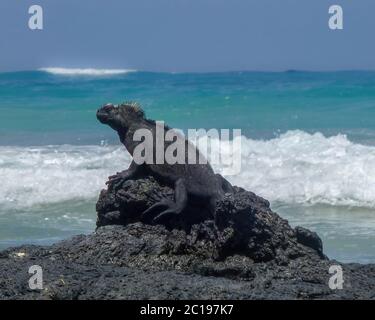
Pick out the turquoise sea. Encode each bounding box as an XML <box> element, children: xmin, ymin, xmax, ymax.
<box><xmin>1</xmin><ymin>68</ymin><xmax>375</xmax><ymax>263</ymax></box>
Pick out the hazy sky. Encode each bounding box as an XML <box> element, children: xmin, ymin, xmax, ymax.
<box><xmin>1</xmin><ymin>0</ymin><xmax>374</xmax><ymax>72</ymax></box>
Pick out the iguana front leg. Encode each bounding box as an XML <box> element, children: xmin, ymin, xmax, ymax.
<box><xmin>215</xmin><ymin>174</ymin><xmax>234</xmax><ymax>193</ymax></box>
<box><xmin>142</xmin><ymin>178</ymin><xmax>188</xmax><ymax>223</ymax></box>
<box><xmin>106</xmin><ymin>161</ymin><xmax>141</xmax><ymax>190</ymax></box>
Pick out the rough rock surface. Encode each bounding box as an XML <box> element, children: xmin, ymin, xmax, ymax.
<box><xmin>1</xmin><ymin>175</ymin><xmax>374</xmax><ymax>300</ymax></box>
<box><xmin>96</xmin><ymin>177</ymin><xmax>324</xmax><ymax>263</ymax></box>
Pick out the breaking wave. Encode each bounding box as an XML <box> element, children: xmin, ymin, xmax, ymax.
<box><xmin>2</xmin><ymin>130</ymin><xmax>375</xmax><ymax>209</ymax></box>
<box><xmin>39</xmin><ymin>68</ymin><xmax>136</xmax><ymax>76</ymax></box>
<box><xmin>0</xmin><ymin>145</ymin><xmax>129</xmax><ymax>209</ymax></box>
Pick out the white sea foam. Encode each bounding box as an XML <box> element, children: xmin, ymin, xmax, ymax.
<box><xmin>219</xmin><ymin>130</ymin><xmax>375</xmax><ymax>208</ymax></box>
<box><xmin>0</xmin><ymin>145</ymin><xmax>129</xmax><ymax>209</ymax></box>
<box><xmin>39</xmin><ymin>68</ymin><xmax>136</xmax><ymax>76</ymax></box>
<box><xmin>2</xmin><ymin>130</ymin><xmax>375</xmax><ymax>209</ymax></box>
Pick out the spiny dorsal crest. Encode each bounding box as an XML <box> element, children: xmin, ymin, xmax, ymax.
<box><xmin>120</xmin><ymin>101</ymin><xmax>145</xmax><ymax>118</ymax></box>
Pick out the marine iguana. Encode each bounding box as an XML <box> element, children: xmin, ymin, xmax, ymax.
<box><xmin>96</xmin><ymin>102</ymin><xmax>233</xmax><ymax>223</ymax></box>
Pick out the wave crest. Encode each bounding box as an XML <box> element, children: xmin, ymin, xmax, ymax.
<box><xmin>39</xmin><ymin>68</ymin><xmax>136</xmax><ymax>76</ymax></box>
<box><xmin>1</xmin><ymin>130</ymin><xmax>375</xmax><ymax>209</ymax></box>
<box><xmin>220</xmin><ymin>130</ymin><xmax>375</xmax><ymax>208</ymax></box>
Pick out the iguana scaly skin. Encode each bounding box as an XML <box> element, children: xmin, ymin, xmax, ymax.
<box><xmin>97</xmin><ymin>102</ymin><xmax>233</xmax><ymax>223</ymax></box>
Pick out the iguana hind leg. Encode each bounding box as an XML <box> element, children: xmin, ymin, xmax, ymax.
<box><xmin>142</xmin><ymin>178</ymin><xmax>188</xmax><ymax>223</ymax></box>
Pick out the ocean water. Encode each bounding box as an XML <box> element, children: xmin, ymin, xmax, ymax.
<box><xmin>1</xmin><ymin>68</ymin><xmax>375</xmax><ymax>263</ymax></box>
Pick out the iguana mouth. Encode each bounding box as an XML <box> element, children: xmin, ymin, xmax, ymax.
<box><xmin>96</xmin><ymin>104</ymin><xmax>117</xmax><ymax>123</ymax></box>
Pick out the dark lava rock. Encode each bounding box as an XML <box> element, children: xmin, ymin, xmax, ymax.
<box><xmin>97</xmin><ymin>177</ymin><xmax>324</xmax><ymax>263</ymax></box>
<box><xmin>1</xmin><ymin>175</ymin><xmax>374</xmax><ymax>300</ymax></box>
<box><xmin>295</xmin><ymin>226</ymin><xmax>323</xmax><ymax>255</ymax></box>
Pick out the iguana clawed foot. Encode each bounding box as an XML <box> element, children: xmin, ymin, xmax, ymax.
<box><xmin>106</xmin><ymin>170</ymin><xmax>130</xmax><ymax>190</ymax></box>
<box><xmin>142</xmin><ymin>199</ymin><xmax>182</xmax><ymax>223</ymax></box>
<box><xmin>116</xmin><ymin>189</ymin><xmax>139</xmax><ymax>203</ymax></box>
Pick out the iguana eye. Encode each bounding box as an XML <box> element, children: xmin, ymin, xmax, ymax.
<box><xmin>103</xmin><ymin>103</ymin><xmax>114</xmax><ymax>111</ymax></box>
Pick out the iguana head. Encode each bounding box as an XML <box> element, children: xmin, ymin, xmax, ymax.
<box><xmin>96</xmin><ymin>102</ymin><xmax>145</xmax><ymax>131</ymax></box>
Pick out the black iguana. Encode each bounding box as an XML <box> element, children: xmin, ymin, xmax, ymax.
<box><xmin>97</xmin><ymin>102</ymin><xmax>233</xmax><ymax>223</ymax></box>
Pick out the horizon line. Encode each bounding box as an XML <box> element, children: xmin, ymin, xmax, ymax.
<box><xmin>2</xmin><ymin>67</ymin><xmax>375</xmax><ymax>75</ymax></box>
